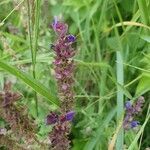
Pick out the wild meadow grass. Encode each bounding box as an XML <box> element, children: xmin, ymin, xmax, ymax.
<box><xmin>0</xmin><ymin>0</ymin><xmax>150</xmax><ymax>149</ymax></box>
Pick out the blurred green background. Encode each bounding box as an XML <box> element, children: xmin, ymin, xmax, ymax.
<box><xmin>0</xmin><ymin>0</ymin><xmax>150</xmax><ymax>149</ymax></box>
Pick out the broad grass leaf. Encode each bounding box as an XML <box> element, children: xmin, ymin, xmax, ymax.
<box><xmin>140</xmin><ymin>35</ymin><xmax>150</xmax><ymax>43</ymax></box>
<box><xmin>0</xmin><ymin>61</ymin><xmax>59</xmax><ymax>106</ymax></box>
<box><xmin>136</xmin><ymin>73</ymin><xmax>150</xmax><ymax>96</ymax></box>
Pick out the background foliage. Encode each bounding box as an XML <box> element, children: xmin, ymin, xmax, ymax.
<box><xmin>0</xmin><ymin>0</ymin><xmax>150</xmax><ymax>149</ymax></box>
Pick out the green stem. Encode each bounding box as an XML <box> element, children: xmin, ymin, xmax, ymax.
<box><xmin>27</xmin><ymin>0</ymin><xmax>41</xmax><ymax>117</ymax></box>
<box><xmin>33</xmin><ymin>0</ymin><xmax>41</xmax><ymax>117</ymax></box>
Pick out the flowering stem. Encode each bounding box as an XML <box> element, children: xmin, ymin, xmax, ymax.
<box><xmin>46</xmin><ymin>17</ymin><xmax>76</xmax><ymax>149</ymax></box>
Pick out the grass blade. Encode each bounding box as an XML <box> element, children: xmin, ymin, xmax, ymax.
<box><xmin>0</xmin><ymin>0</ymin><xmax>24</xmax><ymax>26</ymax></box>
<box><xmin>0</xmin><ymin>61</ymin><xmax>59</xmax><ymax>106</ymax></box>
<box><xmin>137</xmin><ymin>0</ymin><xmax>150</xmax><ymax>25</ymax></box>
<box><xmin>116</xmin><ymin>51</ymin><xmax>124</xmax><ymax>150</ymax></box>
<box><xmin>113</xmin><ymin>19</ymin><xmax>124</xmax><ymax>150</ymax></box>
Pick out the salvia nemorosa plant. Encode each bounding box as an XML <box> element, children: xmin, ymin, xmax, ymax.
<box><xmin>0</xmin><ymin>81</ymin><xmax>41</xmax><ymax>147</ymax></box>
<box><xmin>123</xmin><ymin>96</ymin><xmax>145</xmax><ymax>130</ymax></box>
<box><xmin>46</xmin><ymin>17</ymin><xmax>76</xmax><ymax>150</ymax></box>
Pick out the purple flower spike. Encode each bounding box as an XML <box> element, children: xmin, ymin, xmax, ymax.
<box><xmin>66</xmin><ymin>35</ymin><xmax>76</xmax><ymax>42</ymax></box>
<box><xmin>125</xmin><ymin>101</ymin><xmax>132</xmax><ymax>110</ymax></box>
<box><xmin>46</xmin><ymin>112</ymin><xmax>58</xmax><ymax>125</ymax></box>
<box><xmin>65</xmin><ymin>111</ymin><xmax>75</xmax><ymax>121</ymax></box>
<box><xmin>123</xmin><ymin>96</ymin><xmax>145</xmax><ymax>130</ymax></box>
<box><xmin>130</xmin><ymin>121</ymin><xmax>139</xmax><ymax>128</ymax></box>
<box><xmin>49</xmin><ymin>18</ymin><xmax>76</xmax><ymax>149</ymax></box>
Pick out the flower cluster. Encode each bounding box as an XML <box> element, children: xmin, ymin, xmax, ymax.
<box><xmin>46</xmin><ymin>111</ymin><xmax>75</xmax><ymax>125</ymax></box>
<box><xmin>46</xmin><ymin>111</ymin><xmax>75</xmax><ymax>150</ymax></box>
<box><xmin>123</xmin><ymin>96</ymin><xmax>145</xmax><ymax>130</ymax></box>
<box><xmin>0</xmin><ymin>82</ymin><xmax>21</xmax><ymax>107</ymax></box>
<box><xmin>0</xmin><ymin>82</ymin><xmax>37</xmax><ymax>142</ymax></box>
<box><xmin>47</xmin><ymin>17</ymin><xmax>76</xmax><ymax>150</ymax></box>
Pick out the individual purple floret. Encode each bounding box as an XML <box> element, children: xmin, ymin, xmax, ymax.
<box><xmin>125</xmin><ymin>101</ymin><xmax>132</xmax><ymax>110</ymax></box>
<box><xmin>130</xmin><ymin>121</ymin><xmax>139</xmax><ymax>128</ymax></box>
<box><xmin>66</xmin><ymin>35</ymin><xmax>76</xmax><ymax>43</ymax></box>
<box><xmin>46</xmin><ymin>112</ymin><xmax>59</xmax><ymax>125</ymax></box>
<box><xmin>123</xmin><ymin>96</ymin><xmax>145</xmax><ymax>130</ymax></box>
<box><xmin>65</xmin><ymin>111</ymin><xmax>75</xmax><ymax>121</ymax></box>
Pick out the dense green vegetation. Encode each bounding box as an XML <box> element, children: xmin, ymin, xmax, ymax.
<box><xmin>0</xmin><ymin>0</ymin><xmax>150</xmax><ymax>149</ymax></box>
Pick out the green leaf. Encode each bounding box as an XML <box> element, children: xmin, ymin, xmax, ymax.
<box><xmin>140</xmin><ymin>35</ymin><xmax>150</xmax><ymax>43</ymax></box>
<box><xmin>136</xmin><ymin>73</ymin><xmax>150</xmax><ymax>96</ymax></box>
<box><xmin>0</xmin><ymin>61</ymin><xmax>59</xmax><ymax>106</ymax></box>
<box><xmin>107</xmin><ymin>37</ymin><xmax>120</xmax><ymax>50</ymax></box>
